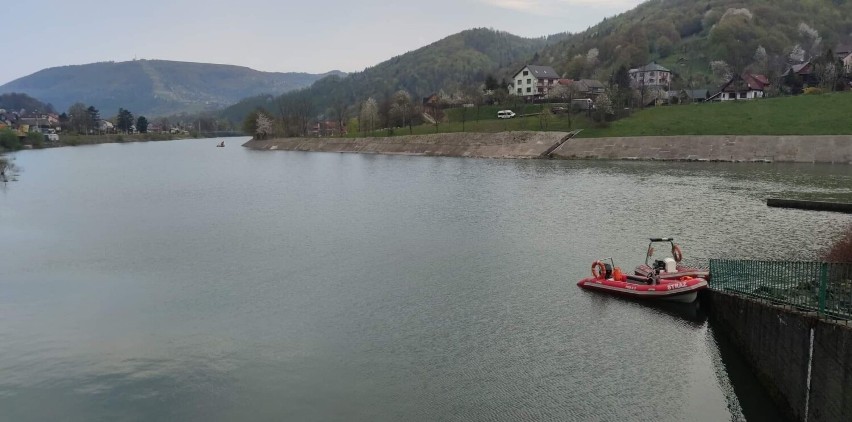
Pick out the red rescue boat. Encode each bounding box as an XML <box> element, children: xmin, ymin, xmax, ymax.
<box><xmin>577</xmin><ymin>256</ymin><xmax>708</xmax><ymax>303</ymax></box>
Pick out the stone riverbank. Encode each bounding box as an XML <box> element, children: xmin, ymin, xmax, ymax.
<box><xmin>242</xmin><ymin>132</ymin><xmax>572</xmax><ymax>159</ymax></box>
<box><xmin>552</xmin><ymin>135</ymin><xmax>852</xmax><ymax>163</ymax></box>
<box><xmin>244</xmin><ymin>133</ymin><xmax>852</xmax><ymax>164</ymax></box>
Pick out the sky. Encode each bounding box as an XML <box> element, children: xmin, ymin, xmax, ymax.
<box><xmin>1</xmin><ymin>0</ymin><xmax>646</xmax><ymax>85</ymax></box>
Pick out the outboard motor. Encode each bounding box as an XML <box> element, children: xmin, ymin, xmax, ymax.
<box><xmin>604</xmin><ymin>263</ymin><xmax>613</xmax><ymax>279</ymax></box>
<box><xmin>663</xmin><ymin>257</ymin><xmax>677</xmax><ymax>273</ymax></box>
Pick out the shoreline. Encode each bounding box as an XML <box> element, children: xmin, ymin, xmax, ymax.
<box><xmin>242</xmin><ymin>131</ymin><xmax>571</xmax><ymax>159</ymax></box>
<box><xmin>243</xmin><ymin>132</ymin><xmax>852</xmax><ymax>164</ymax></box>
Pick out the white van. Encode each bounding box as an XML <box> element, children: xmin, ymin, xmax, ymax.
<box><xmin>497</xmin><ymin>110</ymin><xmax>516</xmax><ymax>119</ymax></box>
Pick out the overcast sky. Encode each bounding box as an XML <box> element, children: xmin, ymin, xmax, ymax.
<box><xmin>2</xmin><ymin>0</ymin><xmax>645</xmax><ymax>85</ymax></box>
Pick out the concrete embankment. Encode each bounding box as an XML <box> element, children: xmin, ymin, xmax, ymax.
<box><xmin>242</xmin><ymin>131</ymin><xmax>571</xmax><ymax>159</ymax></box>
<box><xmin>704</xmin><ymin>290</ymin><xmax>852</xmax><ymax>421</ymax></box>
<box><xmin>552</xmin><ymin>135</ymin><xmax>852</xmax><ymax>163</ymax></box>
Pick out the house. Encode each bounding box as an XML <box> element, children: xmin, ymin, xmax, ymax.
<box><xmin>310</xmin><ymin>121</ymin><xmax>346</xmax><ymax>137</ymax></box>
<box><xmin>782</xmin><ymin>62</ymin><xmax>818</xmax><ymax>86</ymax></box>
<box><xmin>629</xmin><ymin>63</ymin><xmax>672</xmax><ymax>89</ymax></box>
<box><xmin>97</xmin><ymin>119</ymin><xmax>115</xmax><ymax>132</ymax></box>
<box><xmin>708</xmin><ymin>73</ymin><xmax>770</xmax><ymax>101</ymax></box>
<box><xmin>838</xmin><ymin>45</ymin><xmax>852</xmax><ymax>73</ymax></box>
<box><xmin>509</xmin><ymin>65</ymin><xmax>560</xmax><ymax>100</ymax></box>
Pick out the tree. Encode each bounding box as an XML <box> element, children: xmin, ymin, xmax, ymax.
<box><xmin>255</xmin><ymin>113</ymin><xmax>273</xmax><ymax>139</ymax></box>
<box><xmin>359</xmin><ymin>97</ymin><xmax>379</xmax><ymax>135</ymax></box>
<box><xmin>136</xmin><ymin>116</ymin><xmax>148</xmax><ymax>133</ymax></box>
<box><xmin>484</xmin><ymin>74</ymin><xmax>499</xmax><ymax>91</ymax></box>
<box><xmin>390</xmin><ymin>90</ymin><xmax>413</xmax><ymax>133</ymax></box>
<box><xmin>87</xmin><ymin>106</ymin><xmax>100</xmax><ymax>132</ymax></box>
<box><xmin>68</xmin><ymin>103</ymin><xmax>90</xmax><ymax>134</ymax></box>
<box><xmin>116</xmin><ymin>108</ymin><xmax>134</xmax><ymax>133</ymax></box>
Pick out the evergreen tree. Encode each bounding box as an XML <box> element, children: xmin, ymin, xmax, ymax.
<box><xmin>116</xmin><ymin>108</ymin><xmax>134</xmax><ymax>133</ymax></box>
<box><xmin>136</xmin><ymin>116</ymin><xmax>148</xmax><ymax>133</ymax></box>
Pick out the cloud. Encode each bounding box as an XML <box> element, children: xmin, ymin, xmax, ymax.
<box><xmin>479</xmin><ymin>0</ymin><xmax>645</xmax><ymax>14</ymax></box>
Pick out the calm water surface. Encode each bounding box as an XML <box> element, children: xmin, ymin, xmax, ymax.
<box><xmin>2</xmin><ymin>138</ymin><xmax>852</xmax><ymax>421</ymax></box>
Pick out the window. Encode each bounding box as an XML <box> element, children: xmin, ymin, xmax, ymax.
<box><xmin>526</xmin><ymin>87</ymin><xmax>531</xmax><ymax>93</ymax></box>
<box><xmin>527</xmin><ymin>79</ymin><xmax>531</xmax><ymax>84</ymax></box>
<box><xmin>517</xmin><ymin>88</ymin><xmax>522</xmax><ymax>94</ymax></box>
<box><xmin>517</xmin><ymin>80</ymin><xmax>522</xmax><ymax>86</ymax></box>
<box><xmin>523</xmin><ymin>70</ymin><xmax>529</xmax><ymax>76</ymax></box>
<box><xmin>739</xmin><ymin>92</ymin><xmax>747</xmax><ymax>99</ymax></box>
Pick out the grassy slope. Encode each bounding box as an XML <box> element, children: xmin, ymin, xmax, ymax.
<box><xmin>578</xmin><ymin>93</ymin><xmax>852</xmax><ymax>138</ymax></box>
<box><xmin>349</xmin><ymin>104</ymin><xmax>594</xmax><ymax>137</ymax></box>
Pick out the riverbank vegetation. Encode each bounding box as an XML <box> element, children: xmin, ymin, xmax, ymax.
<box><xmin>824</xmin><ymin>226</ymin><xmax>852</xmax><ymax>263</ymax></box>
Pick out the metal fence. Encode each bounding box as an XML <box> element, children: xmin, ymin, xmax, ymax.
<box><xmin>709</xmin><ymin>259</ymin><xmax>852</xmax><ymax>320</ymax></box>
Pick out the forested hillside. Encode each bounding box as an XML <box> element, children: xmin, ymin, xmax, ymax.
<box><xmin>0</xmin><ymin>93</ymin><xmax>55</xmax><ymax>114</ymax></box>
<box><xmin>0</xmin><ymin>60</ymin><xmax>343</xmax><ymax>117</ymax></box>
<box><xmin>536</xmin><ymin>0</ymin><xmax>852</xmax><ymax>86</ymax></box>
<box><xmin>220</xmin><ymin>28</ymin><xmax>569</xmax><ymax>124</ymax></box>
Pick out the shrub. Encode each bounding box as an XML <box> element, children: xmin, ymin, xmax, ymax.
<box><xmin>803</xmin><ymin>87</ymin><xmax>824</xmax><ymax>95</ymax></box>
<box><xmin>824</xmin><ymin>226</ymin><xmax>852</xmax><ymax>263</ymax></box>
<box><xmin>115</xmin><ymin>135</ymin><xmax>124</xmax><ymax>143</ymax></box>
<box><xmin>26</xmin><ymin>132</ymin><xmax>44</xmax><ymax>148</ymax></box>
<box><xmin>0</xmin><ymin>129</ymin><xmax>22</xmax><ymax>151</ymax></box>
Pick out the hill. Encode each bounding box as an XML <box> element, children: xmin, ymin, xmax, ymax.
<box><xmin>221</xmin><ymin>28</ymin><xmax>569</xmax><ymax>124</ymax></box>
<box><xmin>532</xmin><ymin>0</ymin><xmax>852</xmax><ymax>86</ymax></box>
<box><xmin>0</xmin><ymin>60</ymin><xmax>344</xmax><ymax>117</ymax></box>
<box><xmin>0</xmin><ymin>92</ymin><xmax>55</xmax><ymax>114</ymax></box>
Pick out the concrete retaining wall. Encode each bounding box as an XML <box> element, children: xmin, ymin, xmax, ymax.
<box><xmin>242</xmin><ymin>131</ymin><xmax>570</xmax><ymax>159</ymax></box>
<box><xmin>705</xmin><ymin>290</ymin><xmax>852</xmax><ymax>421</ymax></box>
<box><xmin>552</xmin><ymin>135</ymin><xmax>852</xmax><ymax>163</ymax></box>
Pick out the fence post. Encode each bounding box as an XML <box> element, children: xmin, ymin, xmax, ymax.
<box><xmin>818</xmin><ymin>263</ymin><xmax>828</xmax><ymax>317</ymax></box>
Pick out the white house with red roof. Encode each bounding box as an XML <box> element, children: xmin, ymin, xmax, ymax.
<box><xmin>708</xmin><ymin>73</ymin><xmax>770</xmax><ymax>101</ymax></box>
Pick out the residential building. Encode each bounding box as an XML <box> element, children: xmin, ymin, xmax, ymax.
<box><xmin>628</xmin><ymin>63</ymin><xmax>672</xmax><ymax>89</ymax></box>
<box><xmin>310</xmin><ymin>121</ymin><xmax>346</xmax><ymax>137</ymax></box>
<box><xmin>509</xmin><ymin>65</ymin><xmax>560</xmax><ymax>100</ymax></box>
<box><xmin>709</xmin><ymin>73</ymin><xmax>770</xmax><ymax>101</ymax></box>
<box><xmin>838</xmin><ymin>46</ymin><xmax>852</xmax><ymax>74</ymax></box>
<box><xmin>782</xmin><ymin>62</ymin><xmax>818</xmax><ymax>86</ymax></box>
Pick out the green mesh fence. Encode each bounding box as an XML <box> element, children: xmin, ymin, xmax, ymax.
<box><xmin>709</xmin><ymin>259</ymin><xmax>852</xmax><ymax>320</ymax></box>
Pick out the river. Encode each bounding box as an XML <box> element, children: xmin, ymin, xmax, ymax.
<box><xmin>2</xmin><ymin>138</ymin><xmax>852</xmax><ymax>421</ymax></box>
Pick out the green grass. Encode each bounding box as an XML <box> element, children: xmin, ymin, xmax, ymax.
<box><xmin>344</xmin><ymin>92</ymin><xmax>852</xmax><ymax>139</ymax></box>
<box><xmin>578</xmin><ymin>92</ymin><xmax>852</xmax><ymax>138</ymax></box>
<box><xmin>348</xmin><ymin>104</ymin><xmax>596</xmax><ymax>138</ymax></box>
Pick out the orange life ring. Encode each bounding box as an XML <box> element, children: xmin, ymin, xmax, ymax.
<box><xmin>672</xmin><ymin>244</ymin><xmax>683</xmax><ymax>262</ymax></box>
<box><xmin>591</xmin><ymin>261</ymin><xmax>606</xmax><ymax>279</ymax></box>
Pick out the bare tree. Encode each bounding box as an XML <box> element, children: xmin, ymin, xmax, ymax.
<box><xmin>359</xmin><ymin>98</ymin><xmax>379</xmax><ymax>135</ymax></box>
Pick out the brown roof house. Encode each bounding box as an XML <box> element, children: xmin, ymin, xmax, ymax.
<box><xmin>709</xmin><ymin>73</ymin><xmax>770</xmax><ymax>101</ymax></box>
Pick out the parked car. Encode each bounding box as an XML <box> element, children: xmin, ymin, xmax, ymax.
<box><xmin>551</xmin><ymin>106</ymin><xmax>567</xmax><ymax>114</ymax></box>
<box><xmin>497</xmin><ymin>110</ymin><xmax>516</xmax><ymax>119</ymax></box>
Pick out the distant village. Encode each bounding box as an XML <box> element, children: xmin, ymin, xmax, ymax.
<box><xmin>505</xmin><ymin>43</ymin><xmax>852</xmax><ymax>107</ymax></box>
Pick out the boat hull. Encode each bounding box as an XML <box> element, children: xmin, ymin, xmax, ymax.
<box><xmin>576</xmin><ymin>276</ymin><xmax>707</xmax><ymax>303</ymax></box>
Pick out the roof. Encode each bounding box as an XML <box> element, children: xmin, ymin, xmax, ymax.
<box><xmin>682</xmin><ymin>89</ymin><xmax>709</xmax><ymax>99</ymax></box>
<box><xmin>785</xmin><ymin>62</ymin><xmax>812</xmax><ymax>76</ymax></box>
<box><xmin>836</xmin><ymin>44</ymin><xmax>852</xmax><ymax>55</ymax></box>
<box><xmin>515</xmin><ymin>65</ymin><xmax>559</xmax><ymax>80</ymax></box>
<box><xmin>629</xmin><ymin>62</ymin><xmax>671</xmax><ymax>73</ymax></box>
<box><xmin>718</xmin><ymin>73</ymin><xmax>770</xmax><ymax>94</ymax></box>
